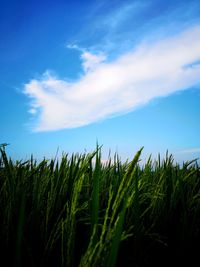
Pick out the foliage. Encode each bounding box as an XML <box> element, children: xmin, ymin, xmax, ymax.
<box><xmin>0</xmin><ymin>144</ymin><xmax>199</xmax><ymax>266</ymax></box>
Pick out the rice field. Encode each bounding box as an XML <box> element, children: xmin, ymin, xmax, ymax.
<box><xmin>0</xmin><ymin>144</ymin><xmax>199</xmax><ymax>266</ymax></box>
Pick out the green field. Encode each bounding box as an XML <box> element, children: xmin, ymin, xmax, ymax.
<box><xmin>0</xmin><ymin>144</ymin><xmax>199</xmax><ymax>266</ymax></box>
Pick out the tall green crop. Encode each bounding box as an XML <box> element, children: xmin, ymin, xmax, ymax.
<box><xmin>0</xmin><ymin>145</ymin><xmax>199</xmax><ymax>267</ymax></box>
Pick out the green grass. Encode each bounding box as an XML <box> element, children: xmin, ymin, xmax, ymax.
<box><xmin>0</xmin><ymin>144</ymin><xmax>199</xmax><ymax>266</ymax></box>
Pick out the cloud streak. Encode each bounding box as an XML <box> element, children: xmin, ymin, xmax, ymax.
<box><xmin>24</xmin><ymin>25</ymin><xmax>200</xmax><ymax>132</ymax></box>
<box><xmin>176</xmin><ymin>148</ymin><xmax>200</xmax><ymax>154</ymax></box>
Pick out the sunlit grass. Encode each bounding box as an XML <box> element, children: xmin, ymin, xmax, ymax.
<box><xmin>0</xmin><ymin>144</ymin><xmax>199</xmax><ymax>266</ymax></box>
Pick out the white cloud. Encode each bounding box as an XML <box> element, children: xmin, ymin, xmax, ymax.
<box><xmin>66</xmin><ymin>43</ymin><xmax>106</xmax><ymax>73</ymax></box>
<box><xmin>24</xmin><ymin>24</ymin><xmax>200</xmax><ymax>132</ymax></box>
<box><xmin>81</xmin><ymin>51</ymin><xmax>106</xmax><ymax>73</ymax></box>
<box><xmin>28</xmin><ymin>108</ymin><xmax>37</xmax><ymax>114</ymax></box>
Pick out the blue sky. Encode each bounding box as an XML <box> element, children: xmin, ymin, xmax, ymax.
<box><xmin>1</xmin><ymin>0</ymin><xmax>200</xmax><ymax>163</ymax></box>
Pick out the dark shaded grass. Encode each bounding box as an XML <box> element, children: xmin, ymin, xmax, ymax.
<box><xmin>0</xmin><ymin>144</ymin><xmax>199</xmax><ymax>267</ymax></box>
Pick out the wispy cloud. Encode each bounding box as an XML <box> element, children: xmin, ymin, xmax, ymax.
<box><xmin>79</xmin><ymin>1</ymin><xmax>149</xmax><ymax>56</ymax></box>
<box><xmin>73</xmin><ymin>1</ymin><xmax>200</xmax><ymax>58</ymax></box>
<box><xmin>81</xmin><ymin>51</ymin><xmax>106</xmax><ymax>73</ymax></box>
<box><xmin>66</xmin><ymin>44</ymin><xmax>106</xmax><ymax>73</ymax></box>
<box><xmin>99</xmin><ymin>2</ymin><xmax>144</xmax><ymax>30</ymax></box>
<box><xmin>24</xmin><ymin>25</ymin><xmax>200</xmax><ymax>132</ymax></box>
<box><xmin>176</xmin><ymin>148</ymin><xmax>200</xmax><ymax>154</ymax></box>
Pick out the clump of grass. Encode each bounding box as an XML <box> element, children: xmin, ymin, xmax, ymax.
<box><xmin>0</xmin><ymin>144</ymin><xmax>199</xmax><ymax>267</ymax></box>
